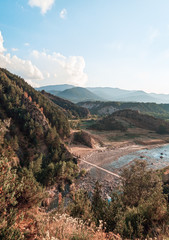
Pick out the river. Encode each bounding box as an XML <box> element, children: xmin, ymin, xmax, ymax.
<box><xmin>103</xmin><ymin>144</ymin><xmax>169</xmax><ymax>171</ymax></box>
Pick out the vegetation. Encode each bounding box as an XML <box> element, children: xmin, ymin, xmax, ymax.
<box><xmin>89</xmin><ymin>109</ymin><xmax>169</xmax><ymax>133</ymax></box>
<box><xmin>73</xmin><ymin>130</ymin><xmax>95</xmax><ymax>148</ymax></box>
<box><xmin>0</xmin><ymin>156</ymin><xmax>44</xmax><ymax>239</ymax></box>
<box><xmin>89</xmin><ymin>115</ymin><xmax>127</xmax><ymax>131</ymax></box>
<box><xmin>41</xmin><ymin>90</ymin><xmax>89</xmax><ymax>119</ymax></box>
<box><xmin>0</xmin><ymin>68</ymin><xmax>80</xmax><ymax>238</ymax></box>
<box><xmin>55</xmin><ymin>87</ymin><xmax>102</xmax><ymax>103</ymax></box>
<box><xmin>78</xmin><ymin>100</ymin><xmax>169</xmax><ymax>119</ymax></box>
<box><xmin>2</xmin><ymin>68</ymin><xmax>169</xmax><ymax>239</ymax></box>
<box><xmin>67</xmin><ymin>161</ymin><xmax>168</xmax><ymax>239</ymax></box>
<box><xmin>0</xmin><ymin>68</ymin><xmax>78</xmax><ymax>187</ymax></box>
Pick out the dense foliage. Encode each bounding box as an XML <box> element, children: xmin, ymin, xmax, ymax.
<box><xmin>89</xmin><ymin>109</ymin><xmax>169</xmax><ymax>132</ymax></box>
<box><xmin>68</xmin><ymin>161</ymin><xmax>169</xmax><ymax>239</ymax></box>
<box><xmin>55</xmin><ymin>87</ymin><xmax>102</xmax><ymax>103</ymax></box>
<box><xmin>0</xmin><ymin>156</ymin><xmax>44</xmax><ymax>239</ymax></box>
<box><xmin>0</xmin><ymin>68</ymin><xmax>70</xmax><ymax>137</ymax></box>
<box><xmin>41</xmin><ymin>90</ymin><xmax>89</xmax><ymax>119</ymax></box>
<box><xmin>89</xmin><ymin>115</ymin><xmax>127</xmax><ymax>131</ymax></box>
<box><xmin>0</xmin><ymin>69</ymin><xmax>80</xmax><ymax>238</ymax></box>
<box><xmin>78</xmin><ymin>100</ymin><xmax>169</xmax><ymax>119</ymax></box>
<box><xmin>0</xmin><ymin>68</ymin><xmax>79</xmax><ymax>187</ymax></box>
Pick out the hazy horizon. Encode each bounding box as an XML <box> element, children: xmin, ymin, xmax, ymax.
<box><xmin>1</xmin><ymin>0</ymin><xmax>169</xmax><ymax>94</ymax></box>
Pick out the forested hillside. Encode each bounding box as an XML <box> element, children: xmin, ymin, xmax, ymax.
<box><xmin>0</xmin><ymin>67</ymin><xmax>79</xmax><ymax>182</ymax></box>
<box><xmin>0</xmin><ymin>68</ymin><xmax>79</xmax><ymax>238</ymax></box>
<box><xmin>41</xmin><ymin>90</ymin><xmax>89</xmax><ymax>118</ymax></box>
<box><xmin>56</xmin><ymin>87</ymin><xmax>102</xmax><ymax>103</ymax></box>
<box><xmin>89</xmin><ymin>109</ymin><xmax>169</xmax><ymax>132</ymax></box>
<box><xmin>78</xmin><ymin>101</ymin><xmax>169</xmax><ymax>119</ymax></box>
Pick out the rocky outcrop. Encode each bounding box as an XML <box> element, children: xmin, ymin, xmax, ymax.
<box><xmin>72</xmin><ymin>130</ymin><xmax>102</xmax><ymax>148</ymax></box>
<box><xmin>24</xmin><ymin>97</ymin><xmax>49</xmax><ymax>132</ymax></box>
<box><xmin>98</xmin><ymin>106</ymin><xmax>117</xmax><ymax>115</ymax></box>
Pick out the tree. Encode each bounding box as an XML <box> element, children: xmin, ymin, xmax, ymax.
<box><xmin>33</xmin><ymin>153</ymin><xmax>43</xmax><ymax>175</ymax></box>
<box><xmin>119</xmin><ymin>160</ymin><xmax>167</xmax><ymax>238</ymax></box>
<box><xmin>121</xmin><ymin>160</ymin><xmax>165</xmax><ymax>207</ymax></box>
<box><xmin>92</xmin><ymin>181</ymin><xmax>106</xmax><ymax>225</ymax></box>
<box><xmin>0</xmin><ymin>156</ymin><xmax>23</xmax><ymax>239</ymax></box>
<box><xmin>68</xmin><ymin>189</ymin><xmax>93</xmax><ymax>222</ymax></box>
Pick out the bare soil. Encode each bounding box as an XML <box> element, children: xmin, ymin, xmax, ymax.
<box><xmin>68</xmin><ymin>127</ymin><xmax>169</xmax><ymax>197</ymax></box>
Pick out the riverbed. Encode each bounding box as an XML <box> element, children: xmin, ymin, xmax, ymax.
<box><xmin>75</xmin><ymin>143</ymin><xmax>169</xmax><ymax>196</ymax></box>
<box><xmin>103</xmin><ymin>144</ymin><xmax>169</xmax><ymax>171</ymax></box>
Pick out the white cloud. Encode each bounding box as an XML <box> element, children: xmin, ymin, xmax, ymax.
<box><xmin>31</xmin><ymin>50</ymin><xmax>88</xmax><ymax>86</ymax></box>
<box><xmin>0</xmin><ymin>31</ymin><xmax>88</xmax><ymax>87</ymax></box>
<box><xmin>28</xmin><ymin>0</ymin><xmax>55</xmax><ymax>14</ymax></box>
<box><xmin>0</xmin><ymin>31</ymin><xmax>43</xmax><ymax>87</ymax></box>
<box><xmin>60</xmin><ymin>8</ymin><xmax>67</xmax><ymax>19</ymax></box>
<box><xmin>11</xmin><ymin>48</ymin><xmax>18</xmax><ymax>52</ymax></box>
<box><xmin>0</xmin><ymin>31</ymin><xmax>6</xmax><ymax>53</ymax></box>
<box><xmin>32</xmin><ymin>50</ymin><xmax>39</xmax><ymax>58</ymax></box>
<box><xmin>0</xmin><ymin>54</ymin><xmax>43</xmax><ymax>84</ymax></box>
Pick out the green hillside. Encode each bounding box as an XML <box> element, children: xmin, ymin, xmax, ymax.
<box><xmin>41</xmin><ymin>90</ymin><xmax>90</xmax><ymax>118</ymax></box>
<box><xmin>0</xmin><ymin>68</ymin><xmax>78</xmax><ymax>186</ymax></box>
<box><xmin>78</xmin><ymin>101</ymin><xmax>169</xmax><ymax>119</ymax></box>
<box><xmin>89</xmin><ymin>109</ymin><xmax>169</xmax><ymax>132</ymax></box>
<box><xmin>56</xmin><ymin>87</ymin><xmax>102</xmax><ymax>103</ymax></box>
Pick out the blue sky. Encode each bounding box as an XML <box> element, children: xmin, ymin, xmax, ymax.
<box><xmin>1</xmin><ymin>0</ymin><xmax>169</xmax><ymax>93</ymax></box>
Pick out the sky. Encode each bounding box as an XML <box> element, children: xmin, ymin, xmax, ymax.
<box><xmin>1</xmin><ymin>1</ymin><xmax>169</xmax><ymax>93</ymax></box>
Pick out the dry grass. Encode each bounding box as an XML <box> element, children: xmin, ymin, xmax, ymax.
<box><xmin>41</xmin><ymin>212</ymin><xmax>121</xmax><ymax>240</ymax></box>
<box><xmin>14</xmin><ymin>208</ymin><xmax>121</xmax><ymax>240</ymax></box>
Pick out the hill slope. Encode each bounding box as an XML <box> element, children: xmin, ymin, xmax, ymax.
<box><xmin>36</xmin><ymin>84</ymin><xmax>74</xmax><ymax>92</ymax></box>
<box><xmin>36</xmin><ymin>85</ymin><xmax>169</xmax><ymax>103</ymax></box>
<box><xmin>41</xmin><ymin>90</ymin><xmax>90</xmax><ymax>118</ymax></box>
<box><xmin>78</xmin><ymin>101</ymin><xmax>169</xmax><ymax>119</ymax></box>
<box><xmin>90</xmin><ymin>109</ymin><xmax>169</xmax><ymax>132</ymax></box>
<box><xmin>88</xmin><ymin>87</ymin><xmax>169</xmax><ymax>103</ymax></box>
<box><xmin>0</xmin><ymin>68</ymin><xmax>78</xmax><ymax>186</ymax></box>
<box><xmin>0</xmin><ymin>68</ymin><xmax>81</xmax><ymax>239</ymax></box>
<box><xmin>56</xmin><ymin>87</ymin><xmax>102</xmax><ymax>103</ymax></box>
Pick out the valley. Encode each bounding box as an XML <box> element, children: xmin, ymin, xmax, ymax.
<box><xmin>3</xmin><ymin>2</ymin><xmax>169</xmax><ymax>238</ymax></box>
<box><xmin>1</xmin><ymin>69</ymin><xmax>169</xmax><ymax>239</ymax></box>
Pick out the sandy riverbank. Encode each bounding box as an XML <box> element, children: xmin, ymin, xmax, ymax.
<box><xmin>70</xmin><ymin>140</ymin><xmax>168</xmax><ymax>170</ymax></box>
<box><xmin>70</xmin><ymin>141</ymin><xmax>169</xmax><ymax>197</ymax></box>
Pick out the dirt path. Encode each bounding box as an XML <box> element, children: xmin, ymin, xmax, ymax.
<box><xmin>70</xmin><ymin>141</ymin><xmax>169</xmax><ymax>197</ymax></box>
<box><xmin>79</xmin><ymin>158</ymin><xmax>123</xmax><ymax>179</ymax></box>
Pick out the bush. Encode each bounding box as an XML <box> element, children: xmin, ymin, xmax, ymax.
<box><xmin>90</xmin><ymin>161</ymin><xmax>168</xmax><ymax>239</ymax></box>
<box><xmin>157</xmin><ymin>125</ymin><xmax>168</xmax><ymax>134</ymax></box>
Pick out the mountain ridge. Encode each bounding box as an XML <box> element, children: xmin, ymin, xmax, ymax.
<box><xmin>36</xmin><ymin>84</ymin><xmax>169</xmax><ymax>103</ymax></box>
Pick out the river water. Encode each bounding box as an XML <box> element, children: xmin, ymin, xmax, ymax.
<box><xmin>104</xmin><ymin>144</ymin><xmax>169</xmax><ymax>171</ymax></box>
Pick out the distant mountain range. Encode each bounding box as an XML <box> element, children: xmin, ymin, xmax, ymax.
<box><xmin>36</xmin><ymin>85</ymin><xmax>169</xmax><ymax>103</ymax></box>
<box><xmin>36</xmin><ymin>85</ymin><xmax>102</xmax><ymax>103</ymax></box>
